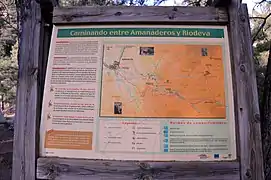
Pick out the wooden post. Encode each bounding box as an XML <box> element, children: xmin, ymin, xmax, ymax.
<box><xmin>228</xmin><ymin>1</ymin><xmax>264</xmax><ymax>180</ymax></box>
<box><xmin>11</xmin><ymin>0</ymin><xmax>52</xmax><ymax>179</ymax></box>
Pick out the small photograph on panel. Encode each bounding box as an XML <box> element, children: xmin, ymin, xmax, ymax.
<box><xmin>140</xmin><ymin>47</ymin><xmax>154</xmax><ymax>56</ymax></box>
<box><xmin>201</xmin><ymin>48</ymin><xmax>208</xmax><ymax>56</ymax></box>
<box><xmin>114</xmin><ymin>102</ymin><xmax>122</xmax><ymax>114</ymax></box>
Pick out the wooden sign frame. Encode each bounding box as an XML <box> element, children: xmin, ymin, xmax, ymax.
<box><xmin>12</xmin><ymin>0</ymin><xmax>264</xmax><ymax>179</ymax></box>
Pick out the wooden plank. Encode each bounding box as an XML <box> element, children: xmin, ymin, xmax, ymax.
<box><xmin>11</xmin><ymin>0</ymin><xmax>42</xmax><ymax>180</ymax></box>
<box><xmin>228</xmin><ymin>2</ymin><xmax>264</xmax><ymax>180</ymax></box>
<box><xmin>37</xmin><ymin>157</ymin><xmax>240</xmax><ymax>180</ymax></box>
<box><xmin>53</xmin><ymin>6</ymin><xmax>228</xmax><ymax>24</ymax></box>
<box><xmin>239</xmin><ymin>5</ymin><xmax>264</xmax><ymax>180</ymax></box>
<box><xmin>37</xmin><ymin>0</ymin><xmax>54</xmax><ymax>154</ymax></box>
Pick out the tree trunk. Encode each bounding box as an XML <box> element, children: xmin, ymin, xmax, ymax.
<box><xmin>261</xmin><ymin>42</ymin><xmax>271</xmax><ymax>179</ymax></box>
<box><xmin>2</xmin><ymin>94</ymin><xmax>4</xmax><ymax>111</ymax></box>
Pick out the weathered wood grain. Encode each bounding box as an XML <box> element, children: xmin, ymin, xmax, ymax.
<box><xmin>228</xmin><ymin>2</ymin><xmax>264</xmax><ymax>180</ymax></box>
<box><xmin>53</xmin><ymin>6</ymin><xmax>228</xmax><ymax>24</ymax></box>
<box><xmin>37</xmin><ymin>157</ymin><xmax>240</xmax><ymax>180</ymax></box>
<box><xmin>12</xmin><ymin>0</ymin><xmax>42</xmax><ymax>180</ymax></box>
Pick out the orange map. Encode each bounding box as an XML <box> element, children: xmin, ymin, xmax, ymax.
<box><xmin>100</xmin><ymin>43</ymin><xmax>226</xmax><ymax>118</ymax></box>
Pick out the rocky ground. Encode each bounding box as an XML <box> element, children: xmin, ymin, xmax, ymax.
<box><xmin>0</xmin><ymin>123</ymin><xmax>14</xmax><ymax>180</ymax></box>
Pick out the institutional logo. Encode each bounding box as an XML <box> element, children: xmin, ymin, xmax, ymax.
<box><xmin>199</xmin><ymin>154</ymin><xmax>209</xmax><ymax>159</ymax></box>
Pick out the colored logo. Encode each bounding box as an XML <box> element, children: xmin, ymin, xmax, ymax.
<box><xmin>214</xmin><ymin>154</ymin><xmax>219</xmax><ymax>159</ymax></box>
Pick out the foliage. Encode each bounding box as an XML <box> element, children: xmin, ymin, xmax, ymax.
<box><xmin>251</xmin><ymin>2</ymin><xmax>271</xmax><ymax>61</ymax></box>
<box><xmin>182</xmin><ymin>0</ymin><xmax>211</xmax><ymax>6</ymax></box>
<box><xmin>59</xmin><ymin>0</ymin><xmax>167</xmax><ymax>6</ymax></box>
<box><xmin>0</xmin><ymin>0</ymin><xmax>18</xmax><ymax>108</ymax></box>
<box><xmin>0</xmin><ymin>42</ymin><xmax>18</xmax><ymax>105</ymax></box>
<box><xmin>250</xmin><ymin>1</ymin><xmax>271</xmax><ymax>108</ymax></box>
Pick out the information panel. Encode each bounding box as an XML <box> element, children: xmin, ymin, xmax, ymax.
<box><xmin>40</xmin><ymin>25</ymin><xmax>237</xmax><ymax>161</ymax></box>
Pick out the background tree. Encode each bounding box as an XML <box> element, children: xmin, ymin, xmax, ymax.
<box><xmin>0</xmin><ymin>0</ymin><xmax>18</xmax><ymax>111</ymax></box>
<box><xmin>251</xmin><ymin>1</ymin><xmax>271</xmax><ymax>179</ymax></box>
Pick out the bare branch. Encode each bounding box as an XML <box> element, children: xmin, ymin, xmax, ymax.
<box><xmin>257</xmin><ymin>0</ymin><xmax>268</xmax><ymax>4</ymax></box>
<box><xmin>250</xmin><ymin>16</ymin><xmax>266</xmax><ymax>19</ymax></box>
<box><xmin>253</xmin><ymin>0</ymin><xmax>265</xmax><ymax>12</ymax></box>
<box><xmin>253</xmin><ymin>0</ymin><xmax>271</xmax><ymax>12</ymax></box>
<box><xmin>0</xmin><ymin>1</ymin><xmax>18</xmax><ymax>33</ymax></box>
<box><xmin>252</xmin><ymin>12</ymin><xmax>271</xmax><ymax>44</ymax></box>
<box><xmin>154</xmin><ymin>0</ymin><xmax>166</xmax><ymax>6</ymax></box>
<box><xmin>183</xmin><ymin>0</ymin><xmax>203</xmax><ymax>6</ymax></box>
<box><xmin>0</xmin><ymin>17</ymin><xmax>18</xmax><ymax>33</ymax></box>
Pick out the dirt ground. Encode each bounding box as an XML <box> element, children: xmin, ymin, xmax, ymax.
<box><xmin>0</xmin><ymin>123</ymin><xmax>14</xmax><ymax>180</ymax></box>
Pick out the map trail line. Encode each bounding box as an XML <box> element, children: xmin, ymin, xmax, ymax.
<box><xmin>100</xmin><ymin>43</ymin><xmax>226</xmax><ymax>118</ymax></box>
